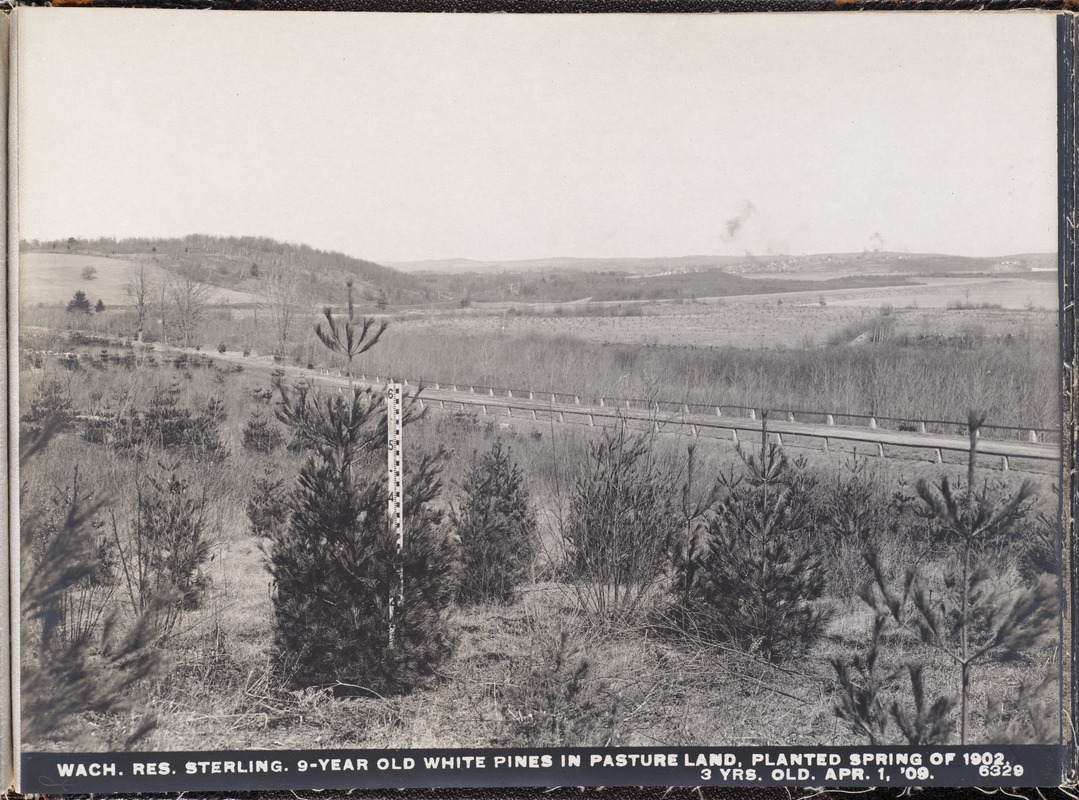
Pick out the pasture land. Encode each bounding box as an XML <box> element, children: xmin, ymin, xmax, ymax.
<box><xmin>18</xmin><ymin>243</ymin><xmax>1063</xmax><ymax>755</ymax></box>
<box><xmin>20</xmin><ymin>251</ymin><xmax>260</xmax><ymax>307</ymax></box>
<box><xmin>19</xmin><ymin>328</ymin><xmax>1061</xmax><ymax>751</ymax></box>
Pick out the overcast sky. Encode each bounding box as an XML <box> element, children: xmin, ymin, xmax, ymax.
<box><xmin>18</xmin><ymin>9</ymin><xmax>1058</xmax><ymax>263</ymax></box>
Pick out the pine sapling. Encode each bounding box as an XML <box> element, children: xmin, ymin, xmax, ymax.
<box><xmin>21</xmin><ymin>429</ymin><xmax>161</xmax><ymax>749</ymax></box>
<box><xmin>680</xmin><ymin>419</ymin><xmax>829</xmax><ymax>661</ymax></box>
<box><xmin>452</xmin><ymin>439</ymin><xmax>538</xmax><ymax>605</ymax></box>
<box><xmin>314</xmin><ymin>278</ymin><xmax>387</xmax><ymax>381</ymax></box>
<box><xmin>840</xmin><ymin>413</ymin><xmax>1056</xmax><ymax>744</ymax></box>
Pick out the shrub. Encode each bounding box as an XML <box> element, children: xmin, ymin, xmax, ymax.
<box><xmin>268</xmin><ymin>385</ymin><xmax>455</xmax><ymax>694</ymax></box>
<box><xmin>217</xmin><ymin>342</ymin><xmax>227</xmax><ymax>354</ymax></box>
<box><xmin>673</xmin><ymin>423</ymin><xmax>830</xmax><ymax>662</ymax></box>
<box><xmin>81</xmin><ymin>265</ymin><xmax>97</xmax><ymax>280</ymax></box>
<box><xmin>562</xmin><ymin>427</ymin><xmax>677</xmax><ymax>619</ymax></box>
<box><xmin>451</xmin><ymin>440</ymin><xmax>538</xmax><ymax>605</ymax></box>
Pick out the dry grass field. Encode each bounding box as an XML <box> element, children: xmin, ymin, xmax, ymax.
<box><xmin>391</xmin><ymin>297</ymin><xmax>1053</xmax><ymax>350</ymax></box>
<box><xmin>17</xmin><ymin>239</ymin><xmax>1062</xmax><ymax>757</ymax></box>
<box><xmin>19</xmin><ymin>327</ymin><xmax>1060</xmax><ymax>752</ymax></box>
<box><xmin>20</xmin><ymin>251</ymin><xmax>260</xmax><ymax>308</ymax></box>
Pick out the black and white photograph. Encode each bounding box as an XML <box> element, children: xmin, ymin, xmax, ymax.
<box><xmin>11</xmin><ymin>7</ymin><xmax>1069</xmax><ymax>791</ymax></box>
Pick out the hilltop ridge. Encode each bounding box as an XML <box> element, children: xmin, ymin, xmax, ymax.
<box><xmin>24</xmin><ymin>234</ymin><xmax>436</xmax><ymax>306</ymax></box>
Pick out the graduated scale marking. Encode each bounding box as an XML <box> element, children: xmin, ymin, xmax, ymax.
<box><xmin>387</xmin><ymin>381</ymin><xmax>405</xmax><ymax>648</ymax></box>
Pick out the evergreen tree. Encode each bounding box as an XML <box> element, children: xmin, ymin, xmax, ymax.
<box><xmin>839</xmin><ymin>413</ymin><xmax>1057</xmax><ymax>745</ymax></box>
<box><xmin>22</xmin><ymin>378</ymin><xmax>73</xmax><ymax>440</ymax></box>
<box><xmin>268</xmin><ymin>385</ymin><xmax>454</xmax><ymax>694</ymax></box>
<box><xmin>126</xmin><ymin>469</ymin><xmax>212</xmax><ymax>637</ymax></box>
<box><xmin>246</xmin><ymin>472</ymin><xmax>288</xmax><ymax>539</ymax></box>
<box><xmin>67</xmin><ymin>290</ymin><xmax>92</xmax><ymax>313</ymax></box>
<box><xmin>95</xmin><ymin>299</ymin><xmax>106</xmax><ymax>313</ymax></box>
<box><xmin>242</xmin><ymin>408</ymin><xmax>284</xmax><ymax>453</ymax></box>
<box><xmin>676</xmin><ymin>422</ymin><xmax>830</xmax><ymax>662</ymax></box>
<box><xmin>452</xmin><ymin>440</ymin><xmax>538</xmax><ymax>605</ymax></box>
<box><xmin>21</xmin><ymin>430</ymin><xmax>160</xmax><ymax>749</ymax></box>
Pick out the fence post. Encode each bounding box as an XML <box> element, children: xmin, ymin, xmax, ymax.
<box><xmin>1002</xmin><ymin>455</ymin><xmax>1010</xmax><ymax>471</ymax></box>
<box><xmin>588</xmin><ymin>414</ymin><xmax>594</xmax><ymax>426</ymax></box>
<box><xmin>507</xmin><ymin>390</ymin><xmax>513</xmax><ymax>399</ymax></box>
<box><xmin>558</xmin><ymin>411</ymin><xmax>565</xmax><ymax>423</ymax></box>
<box><xmin>599</xmin><ymin>397</ymin><xmax>605</xmax><ymax>407</ymax></box>
<box><xmin>434</xmin><ymin>381</ymin><xmax>440</xmax><ymax>390</ymax></box>
<box><xmin>787</xmin><ymin>411</ymin><xmax>795</xmax><ymax>422</ymax></box>
<box><xmin>822</xmin><ymin>437</ymin><xmax>829</xmax><ymax>452</ymax></box>
<box><xmin>869</xmin><ymin>417</ymin><xmax>878</xmax><ymax>430</ymax></box>
<box><xmin>934</xmin><ymin>448</ymin><xmax>943</xmax><ymax>464</ymax></box>
<box><xmin>918</xmin><ymin>420</ymin><xmax>927</xmax><ymax>434</ymax></box>
<box><xmin>489</xmin><ymin>387</ymin><xmax>495</xmax><ymax>397</ymax></box>
<box><xmin>877</xmin><ymin>442</ymin><xmax>884</xmax><ymax>458</ymax></box>
<box><xmin>574</xmin><ymin>395</ymin><xmax>580</xmax><ymax>405</ymax></box>
<box><xmin>482</xmin><ymin>405</ymin><xmax>488</xmax><ymax>415</ymax></box>
<box><xmin>731</xmin><ymin>429</ymin><xmax>739</xmax><ymax>443</ymax></box>
<box><xmin>748</xmin><ymin>408</ymin><xmax>756</xmax><ymax>420</ymax></box>
<box><xmin>716</xmin><ymin>406</ymin><xmax>722</xmax><ymax>417</ymax></box>
<box><xmin>532</xmin><ymin>410</ymin><xmax>537</xmax><ymax>420</ymax></box>
<box><xmin>528</xmin><ymin>390</ymin><xmax>534</xmax><ymax>400</ymax></box>
<box><xmin>826</xmin><ymin>414</ymin><xmax>834</xmax><ymax>426</ymax></box>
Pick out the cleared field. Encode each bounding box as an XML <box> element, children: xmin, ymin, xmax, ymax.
<box><xmin>392</xmin><ymin>299</ymin><xmax>1055</xmax><ymax>350</ymax></box>
<box><xmin>19</xmin><ymin>251</ymin><xmax>259</xmax><ymax>307</ymax></box>
<box><xmin>812</xmin><ymin>275</ymin><xmax>1056</xmax><ymax>310</ymax></box>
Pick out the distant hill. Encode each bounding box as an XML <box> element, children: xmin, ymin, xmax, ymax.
<box><xmin>388</xmin><ymin>254</ymin><xmax>760</xmax><ymax>274</ymax></box>
<box><xmin>390</xmin><ymin>251</ymin><xmax>1057</xmax><ymax>276</ymax></box>
<box><xmin>25</xmin><ymin>235</ymin><xmax>436</xmax><ymax>307</ymax></box>
<box><xmin>22</xmin><ymin>237</ymin><xmax>1055</xmax><ymax>310</ymax></box>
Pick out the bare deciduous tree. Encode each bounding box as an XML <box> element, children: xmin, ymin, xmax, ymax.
<box><xmin>170</xmin><ymin>272</ymin><xmax>214</xmax><ymax>348</ymax></box>
<box><xmin>265</xmin><ymin>266</ymin><xmax>301</xmax><ymax>356</ymax></box>
<box><xmin>125</xmin><ymin>264</ymin><xmax>151</xmax><ymax>345</ymax></box>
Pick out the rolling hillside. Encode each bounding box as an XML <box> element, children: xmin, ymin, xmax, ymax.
<box><xmin>23</xmin><ymin>235</ymin><xmax>436</xmax><ymax>308</ymax></box>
